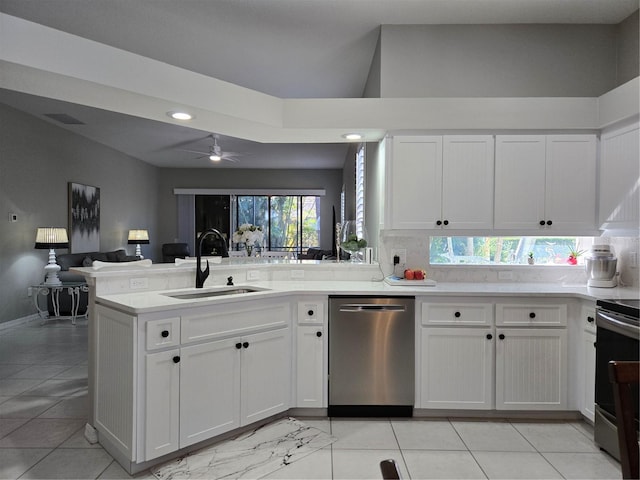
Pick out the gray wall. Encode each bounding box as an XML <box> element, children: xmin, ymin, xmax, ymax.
<box><xmin>156</xmin><ymin>168</ymin><xmax>343</xmax><ymax>254</ymax></box>
<box><xmin>0</xmin><ymin>103</ymin><xmax>159</xmax><ymax>324</ymax></box>
<box><xmin>617</xmin><ymin>10</ymin><xmax>640</xmax><ymax>85</ymax></box>
<box><xmin>379</xmin><ymin>24</ymin><xmax>620</xmax><ymax>97</ymax></box>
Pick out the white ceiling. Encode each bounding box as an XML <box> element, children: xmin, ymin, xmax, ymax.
<box><xmin>0</xmin><ymin>0</ymin><xmax>637</xmax><ymax>169</ymax></box>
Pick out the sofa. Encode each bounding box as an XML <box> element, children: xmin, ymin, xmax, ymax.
<box><xmin>47</xmin><ymin>249</ymin><xmax>139</xmax><ymax>316</ymax></box>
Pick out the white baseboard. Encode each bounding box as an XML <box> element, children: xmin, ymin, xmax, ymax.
<box><xmin>0</xmin><ymin>314</ymin><xmax>40</xmax><ymax>332</ymax></box>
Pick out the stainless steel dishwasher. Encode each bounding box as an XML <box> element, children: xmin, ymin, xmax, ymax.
<box><xmin>328</xmin><ymin>296</ymin><xmax>415</xmax><ymax>417</ymax></box>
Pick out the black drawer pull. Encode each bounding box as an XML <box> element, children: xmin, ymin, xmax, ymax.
<box><xmin>499</xmin><ymin>334</ymin><xmax>505</xmax><ymax>340</ymax></box>
<box><xmin>161</xmin><ymin>330</ymin><xmax>169</xmax><ymax>338</ymax></box>
<box><xmin>587</xmin><ymin>316</ymin><xmax>595</xmax><ymax>323</ymax></box>
<box><xmin>529</xmin><ymin>312</ymin><xmax>536</xmax><ymax>319</ymax></box>
<box><xmin>173</xmin><ymin>356</ymin><xmax>180</xmax><ymax>363</ymax></box>
<box><xmin>243</xmin><ymin>342</ymin><xmax>249</xmax><ymax>349</ymax></box>
<box><xmin>235</xmin><ymin>342</ymin><xmax>242</xmax><ymax>349</ymax></box>
<box><xmin>454</xmin><ymin>311</ymin><xmax>461</xmax><ymax>318</ymax></box>
<box><xmin>308</xmin><ymin>309</ymin><xmax>314</xmax><ymax>316</ymax></box>
<box><xmin>539</xmin><ymin>220</ymin><xmax>546</xmax><ymax>226</ymax></box>
<box><xmin>436</xmin><ymin>220</ymin><xmax>442</xmax><ymax>226</ymax></box>
<box><xmin>443</xmin><ymin>220</ymin><xmax>449</xmax><ymax>226</ymax></box>
<box><xmin>486</xmin><ymin>333</ymin><xmax>493</xmax><ymax>340</ymax></box>
<box><xmin>316</xmin><ymin>331</ymin><xmax>322</xmax><ymax>337</ymax></box>
<box><xmin>546</xmin><ymin>220</ymin><xmax>552</xmax><ymax>226</ymax></box>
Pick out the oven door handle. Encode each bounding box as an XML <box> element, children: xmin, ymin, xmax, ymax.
<box><xmin>597</xmin><ymin>311</ymin><xmax>640</xmax><ymax>338</ymax></box>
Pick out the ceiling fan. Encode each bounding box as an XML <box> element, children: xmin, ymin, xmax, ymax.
<box><xmin>179</xmin><ymin>134</ymin><xmax>240</xmax><ymax>163</ymax></box>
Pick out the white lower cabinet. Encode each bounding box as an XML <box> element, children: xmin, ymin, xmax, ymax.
<box><xmin>495</xmin><ymin>328</ymin><xmax>567</xmax><ymax>410</ymax></box>
<box><xmin>580</xmin><ymin>304</ymin><xmax>597</xmax><ymax>422</ymax></box>
<box><xmin>295</xmin><ymin>325</ymin><xmax>325</xmax><ymax>407</ymax></box>
<box><xmin>420</xmin><ymin>327</ymin><xmax>494</xmax><ymax>409</ymax></box>
<box><xmin>143</xmin><ymin>327</ymin><xmax>290</xmax><ymax>462</ymax></box>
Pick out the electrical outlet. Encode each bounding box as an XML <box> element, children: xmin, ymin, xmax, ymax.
<box><xmin>247</xmin><ymin>270</ymin><xmax>260</xmax><ymax>280</ymax></box>
<box><xmin>130</xmin><ymin>277</ymin><xmax>149</xmax><ymax>289</ymax></box>
<box><xmin>27</xmin><ymin>287</ymin><xmax>32</xmax><ymax>297</ymax></box>
<box><xmin>390</xmin><ymin>249</ymin><xmax>407</xmax><ymax>265</ymax></box>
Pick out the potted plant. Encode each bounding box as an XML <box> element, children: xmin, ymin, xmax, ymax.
<box><xmin>567</xmin><ymin>247</ymin><xmax>585</xmax><ymax>265</ymax></box>
<box><xmin>527</xmin><ymin>252</ymin><xmax>535</xmax><ymax>265</ymax></box>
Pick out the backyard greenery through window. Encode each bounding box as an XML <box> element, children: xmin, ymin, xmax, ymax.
<box><xmin>235</xmin><ymin>195</ymin><xmax>320</xmax><ymax>254</ymax></box>
<box><xmin>429</xmin><ymin>237</ymin><xmax>594</xmax><ymax>265</ymax></box>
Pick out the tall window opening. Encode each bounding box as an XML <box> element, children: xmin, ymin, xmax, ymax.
<box><xmin>355</xmin><ymin>145</ymin><xmax>365</xmax><ymax>237</ymax></box>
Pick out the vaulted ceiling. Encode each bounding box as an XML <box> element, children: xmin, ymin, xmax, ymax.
<box><xmin>0</xmin><ymin>0</ymin><xmax>637</xmax><ymax>169</ymax></box>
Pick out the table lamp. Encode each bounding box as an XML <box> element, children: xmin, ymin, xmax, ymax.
<box><xmin>35</xmin><ymin>227</ymin><xmax>69</xmax><ymax>286</ymax></box>
<box><xmin>128</xmin><ymin>229</ymin><xmax>149</xmax><ymax>258</ymax></box>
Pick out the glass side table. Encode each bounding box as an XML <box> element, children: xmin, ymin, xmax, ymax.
<box><xmin>32</xmin><ymin>282</ymin><xmax>89</xmax><ymax>325</ymax></box>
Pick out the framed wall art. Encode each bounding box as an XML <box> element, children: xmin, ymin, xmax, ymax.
<box><xmin>68</xmin><ymin>182</ymin><xmax>100</xmax><ymax>253</ymax></box>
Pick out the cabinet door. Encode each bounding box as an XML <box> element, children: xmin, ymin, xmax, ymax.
<box><xmin>296</xmin><ymin>325</ymin><xmax>325</xmax><ymax>408</ymax></box>
<box><xmin>241</xmin><ymin>328</ymin><xmax>291</xmax><ymax>425</ymax></box>
<box><xmin>144</xmin><ymin>349</ymin><xmax>180</xmax><ymax>461</ymax></box>
<box><xmin>180</xmin><ymin>339</ymin><xmax>241</xmax><ymax>448</ymax></box>
<box><xmin>387</xmin><ymin>136</ymin><xmax>442</xmax><ymax>229</ymax></box>
<box><xmin>582</xmin><ymin>329</ymin><xmax>596</xmax><ymax>422</ymax></box>
<box><xmin>545</xmin><ymin>135</ymin><xmax>596</xmax><ymax>231</ymax></box>
<box><xmin>599</xmin><ymin>123</ymin><xmax>639</xmax><ymax>230</ymax></box>
<box><xmin>442</xmin><ymin>136</ymin><xmax>495</xmax><ymax>229</ymax></box>
<box><xmin>494</xmin><ymin>136</ymin><xmax>546</xmax><ymax>230</ymax></box>
<box><xmin>420</xmin><ymin>328</ymin><xmax>494</xmax><ymax>409</ymax></box>
<box><xmin>496</xmin><ymin>328</ymin><xmax>567</xmax><ymax>410</ymax></box>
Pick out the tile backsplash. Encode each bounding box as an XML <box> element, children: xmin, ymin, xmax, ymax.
<box><xmin>379</xmin><ymin>233</ymin><xmax>640</xmax><ymax>287</ymax></box>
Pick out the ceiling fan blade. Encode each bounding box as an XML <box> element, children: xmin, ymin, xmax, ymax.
<box><xmin>178</xmin><ymin>148</ymin><xmax>210</xmax><ymax>155</ymax></box>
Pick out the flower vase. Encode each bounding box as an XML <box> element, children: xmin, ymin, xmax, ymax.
<box><xmin>245</xmin><ymin>244</ymin><xmax>253</xmax><ymax>257</ymax></box>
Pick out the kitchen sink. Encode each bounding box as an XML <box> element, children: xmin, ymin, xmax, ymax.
<box><xmin>164</xmin><ymin>287</ymin><xmax>266</xmax><ymax>299</ymax></box>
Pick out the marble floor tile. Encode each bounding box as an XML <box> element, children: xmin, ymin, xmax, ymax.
<box><xmin>54</xmin><ymin>365</ymin><xmax>89</xmax><ymax>379</ymax></box>
<box><xmin>0</xmin><ymin>364</ymin><xmax>29</xmax><ymax>379</ymax></box>
<box><xmin>473</xmin><ymin>451</ymin><xmax>563</xmax><ymax>479</ymax></box>
<box><xmin>512</xmin><ymin>422</ymin><xmax>601</xmax><ymax>453</ymax></box>
<box><xmin>0</xmin><ymin>418</ymin><xmax>85</xmax><ymax>448</ymax></box>
<box><xmin>37</xmin><ymin>395</ymin><xmax>88</xmax><ymax>419</ymax></box>
<box><xmin>262</xmin><ymin>447</ymin><xmax>332</xmax><ymax>479</ymax></box>
<box><xmin>542</xmin><ymin>452</ymin><xmax>622</xmax><ymax>479</ymax></box>
<box><xmin>22</xmin><ymin>377</ymin><xmax>88</xmax><ymax>397</ymax></box>
<box><xmin>19</xmin><ymin>447</ymin><xmax>114</xmax><ymax>479</ymax></box>
<box><xmin>332</xmin><ymin>448</ymin><xmax>406</xmax><ymax>480</ymax></box>
<box><xmin>0</xmin><ymin>417</ymin><xmax>30</xmax><ymax>439</ymax></box>
<box><xmin>402</xmin><ymin>450</ymin><xmax>486</xmax><ymax>479</ymax></box>
<box><xmin>0</xmin><ymin>447</ymin><xmax>52</xmax><ymax>479</ymax></box>
<box><xmin>7</xmin><ymin>364</ymin><xmax>70</xmax><ymax>379</ymax></box>
<box><xmin>97</xmin><ymin>460</ymin><xmax>155</xmax><ymax>479</ymax></box>
<box><xmin>59</xmin><ymin>426</ymin><xmax>104</xmax><ymax>449</ymax></box>
<box><xmin>0</xmin><ymin>395</ymin><xmax>61</xmax><ymax>419</ymax></box>
<box><xmin>0</xmin><ymin>378</ymin><xmax>45</xmax><ymax>396</ymax></box>
<box><xmin>451</xmin><ymin>420</ymin><xmax>535</xmax><ymax>452</ymax></box>
<box><xmin>330</xmin><ymin>419</ymin><xmax>398</xmax><ymax>450</ymax></box>
<box><xmin>391</xmin><ymin>419</ymin><xmax>467</xmax><ymax>451</ymax></box>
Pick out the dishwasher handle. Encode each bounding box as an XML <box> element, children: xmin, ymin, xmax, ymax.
<box><xmin>338</xmin><ymin>304</ymin><xmax>407</xmax><ymax>312</ymax></box>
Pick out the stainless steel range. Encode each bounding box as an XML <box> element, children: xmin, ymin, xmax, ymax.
<box><xmin>594</xmin><ymin>298</ymin><xmax>640</xmax><ymax>460</ymax></box>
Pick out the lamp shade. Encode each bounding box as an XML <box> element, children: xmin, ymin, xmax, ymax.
<box><xmin>35</xmin><ymin>227</ymin><xmax>69</xmax><ymax>249</ymax></box>
<box><xmin>128</xmin><ymin>229</ymin><xmax>150</xmax><ymax>244</ymax></box>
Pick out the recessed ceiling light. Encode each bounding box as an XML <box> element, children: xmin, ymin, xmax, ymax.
<box><xmin>342</xmin><ymin>133</ymin><xmax>363</xmax><ymax>141</ymax></box>
<box><xmin>167</xmin><ymin>111</ymin><xmax>193</xmax><ymax>121</ymax></box>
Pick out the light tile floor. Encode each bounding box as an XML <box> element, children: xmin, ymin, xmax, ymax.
<box><xmin>0</xmin><ymin>319</ymin><xmax>623</xmax><ymax>479</ymax></box>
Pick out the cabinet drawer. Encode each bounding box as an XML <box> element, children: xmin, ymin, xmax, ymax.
<box><xmin>146</xmin><ymin>317</ymin><xmax>180</xmax><ymax>351</ymax></box>
<box><xmin>182</xmin><ymin>302</ymin><xmax>289</xmax><ymax>344</ymax></box>
<box><xmin>297</xmin><ymin>300</ymin><xmax>324</xmax><ymax>325</ymax></box>
<box><xmin>496</xmin><ymin>304</ymin><xmax>567</xmax><ymax>327</ymax></box>
<box><xmin>422</xmin><ymin>303</ymin><xmax>493</xmax><ymax>326</ymax></box>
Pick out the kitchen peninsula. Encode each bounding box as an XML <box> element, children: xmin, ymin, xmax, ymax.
<box><xmin>73</xmin><ymin>260</ymin><xmax>637</xmax><ymax>474</ymax></box>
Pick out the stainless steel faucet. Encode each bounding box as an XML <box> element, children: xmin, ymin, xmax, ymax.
<box><xmin>195</xmin><ymin>228</ymin><xmax>229</xmax><ymax>288</ymax></box>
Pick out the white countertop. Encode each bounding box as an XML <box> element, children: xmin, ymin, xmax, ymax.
<box><xmin>95</xmin><ymin>279</ymin><xmax>639</xmax><ymax>315</ymax></box>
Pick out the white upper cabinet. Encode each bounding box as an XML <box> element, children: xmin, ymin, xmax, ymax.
<box><xmin>599</xmin><ymin>122</ymin><xmax>639</xmax><ymax>231</ymax></box>
<box><xmin>386</xmin><ymin>135</ymin><xmax>494</xmax><ymax>230</ymax></box>
<box><xmin>494</xmin><ymin>135</ymin><xmax>596</xmax><ymax>232</ymax></box>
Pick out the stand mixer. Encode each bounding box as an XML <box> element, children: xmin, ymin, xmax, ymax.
<box><xmin>585</xmin><ymin>245</ymin><xmax>618</xmax><ymax>288</ymax></box>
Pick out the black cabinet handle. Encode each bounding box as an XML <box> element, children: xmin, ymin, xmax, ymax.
<box><xmin>308</xmin><ymin>310</ymin><xmax>314</xmax><ymax>316</ymax></box>
<box><xmin>227</xmin><ymin>276</ymin><xmax>234</xmax><ymax>286</ymax></box>
<box><xmin>587</xmin><ymin>316</ymin><xmax>595</xmax><ymax>323</ymax></box>
<box><xmin>243</xmin><ymin>342</ymin><xmax>249</xmax><ymax>349</ymax></box>
<box><xmin>546</xmin><ymin>220</ymin><xmax>552</xmax><ymax>226</ymax></box>
<box><xmin>443</xmin><ymin>220</ymin><xmax>449</xmax><ymax>226</ymax></box>
<box><xmin>436</xmin><ymin>220</ymin><xmax>442</xmax><ymax>226</ymax></box>
<box><xmin>454</xmin><ymin>311</ymin><xmax>461</xmax><ymax>318</ymax></box>
<box><xmin>173</xmin><ymin>356</ymin><xmax>180</xmax><ymax>363</ymax></box>
<box><xmin>235</xmin><ymin>342</ymin><xmax>242</xmax><ymax>349</ymax></box>
<box><xmin>486</xmin><ymin>333</ymin><xmax>493</xmax><ymax>340</ymax></box>
<box><xmin>539</xmin><ymin>220</ymin><xmax>546</xmax><ymax>226</ymax></box>
<box><xmin>499</xmin><ymin>334</ymin><xmax>505</xmax><ymax>340</ymax></box>
<box><xmin>316</xmin><ymin>331</ymin><xmax>322</xmax><ymax>337</ymax></box>
<box><xmin>529</xmin><ymin>312</ymin><xmax>536</xmax><ymax>319</ymax></box>
<box><xmin>161</xmin><ymin>330</ymin><xmax>169</xmax><ymax>338</ymax></box>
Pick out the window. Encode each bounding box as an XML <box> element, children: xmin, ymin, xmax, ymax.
<box><xmin>235</xmin><ymin>195</ymin><xmax>320</xmax><ymax>254</ymax></box>
<box><xmin>355</xmin><ymin>145</ymin><xmax>365</xmax><ymax>237</ymax></box>
<box><xmin>429</xmin><ymin>236</ymin><xmax>594</xmax><ymax>265</ymax></box>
